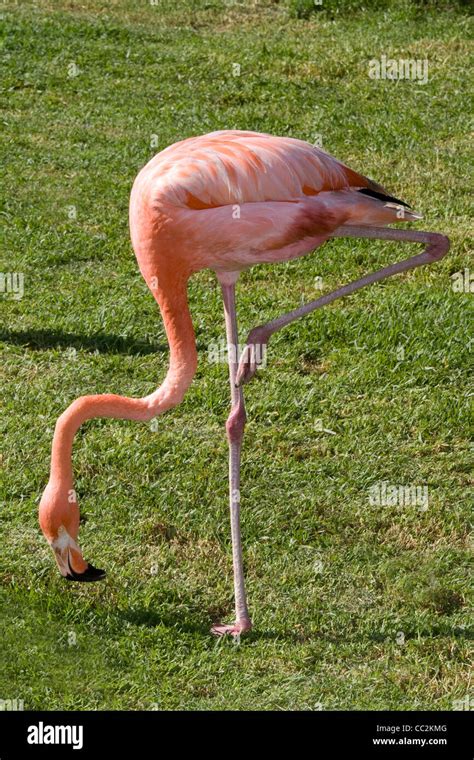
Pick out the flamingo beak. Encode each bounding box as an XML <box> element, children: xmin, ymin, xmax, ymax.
<box><xmin>64</xmin><ymin>561</ymin><xmax>106</xmax><ymax>583</ymax></box>
<box><xmin>50</xmin><ymin>526</ymin><xmax>106</xmax><ymax>583</ymax></box>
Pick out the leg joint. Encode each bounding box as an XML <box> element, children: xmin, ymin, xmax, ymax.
<box><xmin>247</xmin><ymin>325</ymin><xmax>270</xmax><ymax>347</ymax></box>
<box><xmin>426</xmin><ymin>232</ymin><xmax>450</xmax><ymax>261</ymax></box>
<box><xmin>226</xmin><ymin>403</ymin><xmax>246</xmax><ymax>442</ymax></box>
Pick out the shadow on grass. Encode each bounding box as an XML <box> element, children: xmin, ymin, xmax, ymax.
<box><xmin>0</xmin><ymin>328</ymin><xmax>209</xmax><ymax>356</ymax></box>
<box><xmin>0</xmin><ymin>328</ymin><xmax>175</xmax><ymax>356</ymax></box>
<box><xmin>117</xmin><ymin>605</ymin><xmax>323</xmax><ymax>643</ymax></box>
<box><xmin>118</xmin><ymin>606</ymin><xmax>213</xmax><ymax>636</ymax></box>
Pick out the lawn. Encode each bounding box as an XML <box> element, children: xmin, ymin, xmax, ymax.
<box><xmin>0</xmin><ymin>0</ymin><xmax>472</xmax><ymax>710</ymax></box>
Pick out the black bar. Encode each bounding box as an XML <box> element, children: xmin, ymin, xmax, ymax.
<box><xmin>0</xmin><ymin>710</ymin><xmax>471</xmax><ymax>757</ymax></box>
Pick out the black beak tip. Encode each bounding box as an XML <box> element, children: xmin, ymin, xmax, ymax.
<box><xmin>65</xmin><ymin>563</ymin><xmax>107</xmax><ymax>583</ymax></box>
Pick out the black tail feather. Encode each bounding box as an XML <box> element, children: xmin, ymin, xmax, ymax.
<box><xmin>357</xmin><ymin>187</ymin><xmax>411</xmax><ymax>209</ymax></box>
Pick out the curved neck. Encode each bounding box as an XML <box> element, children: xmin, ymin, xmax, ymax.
<box><xmin>49</xmin><ymin>273</ymin><xmax>197</xmax><ymax>483</ymax></box>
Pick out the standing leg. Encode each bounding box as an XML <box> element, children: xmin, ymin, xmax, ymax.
<box><xmin>236</xmin><ymin>226</ymin><xmax>450</xmax><ymax>384</ymax></box>
<box><xmin>211</xmin><ymin>273</ymin><xmax>252</xmax><ymax>637</ymax></box>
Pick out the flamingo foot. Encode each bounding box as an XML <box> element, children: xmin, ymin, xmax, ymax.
<box><xmin>211</xmin><ymin>619</ymin><xmax>252</xmax><ymax>637</ymax></box>
<box><xmin>235</xmin><ymin>327</ymin><xmax>268</xmax><ymax>387</ymax></box>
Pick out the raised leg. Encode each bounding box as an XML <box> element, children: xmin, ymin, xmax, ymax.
<box><xmin>211</xmin><ymin>274</ymin><xmax>252</xmax><ymax>637</ymax></box>
<box><xmin>236</xmin><ymin>225</ymin><xmax>450</xmax><ymax>385</ymax></box>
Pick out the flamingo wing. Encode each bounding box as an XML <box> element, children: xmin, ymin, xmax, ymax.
<box><xmin>132</xmin><ymin>131</ymin><xmax>419</xmax><ymax>272</ymax></box>
<box><xmin>146</xmin><ymin>130</ymin><xmax>408</xmax><ymax>209</ymax></box>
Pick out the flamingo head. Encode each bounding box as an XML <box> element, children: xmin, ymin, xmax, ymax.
<box><xmin>39</xmin><ymin>480</ymin><xmax>106</xmax><ymax>582</ymax></box>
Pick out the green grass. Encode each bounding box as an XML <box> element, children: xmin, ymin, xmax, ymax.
<box><xmin>0</xmin><ymin>0</ymin><xmax>472</xmax><ymax>710</ymax></box>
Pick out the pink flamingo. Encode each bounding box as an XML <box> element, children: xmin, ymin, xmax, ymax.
<box><xmin>39</xmin><ymin>130</ymin><xmax>449</xmax><ymax>636</ymax></box>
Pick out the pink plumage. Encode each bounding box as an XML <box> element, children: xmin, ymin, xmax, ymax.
<box><xmin>39</xmin><ymin>130</ymin><xmax>449</xmax><ymax>636</ymax></box>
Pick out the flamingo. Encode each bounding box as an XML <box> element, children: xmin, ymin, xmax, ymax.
<box><xmin>39</xmin><ymin>130</ymin><xmax>449</xmax><ymax>636</ymax></box>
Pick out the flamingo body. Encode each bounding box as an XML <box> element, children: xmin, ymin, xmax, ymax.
<box><xmin>39</xmin><ymin>130</ymin><xmax>448</xmax><ymax>635</ymax></box>
<box><xmin>130</xmin><ymin>130</ymin><xmax>418</xmax><ymax>276</ymax></box>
